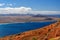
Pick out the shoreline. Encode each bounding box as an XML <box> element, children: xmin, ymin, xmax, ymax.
<box><xmin>0</xmin><ymin>20</ymin><xmax>56</xmax><ymax>25</ymax></box>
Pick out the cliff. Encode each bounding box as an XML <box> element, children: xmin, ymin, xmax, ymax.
<box><xmin>0</xmin><ymin>21</ymin><xmax>60</xmax><ymax>40</ymax></box>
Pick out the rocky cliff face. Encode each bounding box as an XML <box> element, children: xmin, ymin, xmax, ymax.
<box><xmin>0</xmin><ymin>21</ymin><xmax>60</xmax><ymax>40</ymax></box>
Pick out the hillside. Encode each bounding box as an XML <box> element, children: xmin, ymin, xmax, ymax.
<box><xmin>0</xmin><ymin>14</ymin><xmax>60</xmax><ymax>23</ymax></box>
<box><xmin>0</xmin><ymin>16</ymin><xmax>55</xmax><ymax>23</ymax></box>
<box><xmin>0</xmin><ymin>21</ymin><xmax>60</xmax><ymax>40</ymax></box>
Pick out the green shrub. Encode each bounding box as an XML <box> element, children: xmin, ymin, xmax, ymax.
<box><xmin>32</xmin><ymin>38</ymin><xmax>37</xmax><ymax>40</ymax></box>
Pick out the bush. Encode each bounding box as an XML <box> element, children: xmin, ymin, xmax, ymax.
<box><xmin>32</xmin><ymin>38</ymin><xmax>37</xmax><ymax>40</ymax></box>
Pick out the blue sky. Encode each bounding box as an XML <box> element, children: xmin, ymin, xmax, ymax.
<box><xmin>0</xmin><ymin>0</ymin><xmax>60</xmax><ymax>11</ymax></box>
<box><xmin>0</xmin><ymin>0</ymin><xmax>60</xmax><ymax>15</ymax></box>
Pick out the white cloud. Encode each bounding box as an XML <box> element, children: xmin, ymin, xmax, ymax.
<box><xmin>0</xmin><ymin>3</ymin><xmax>13</xmax><ymax>7</ymax></box>
<box><xmin>0</xmin><ymin>3</ymin><xmax>5</xmax><ymax>6</ymax></box>
<box><xmin>0</xmin><ymin>7</ymin><xmax>32</xmax><ymax>14</ymax></box>
<box><xmin>7</xmin><ymin>4</ymin><xmax>13</xmax><ymax>6</ymax></box>
<box><xmin>31</xmin><ymin>11</ymin><xmax>60</xmax><ymax>15</ymax></box>
<box><xmin>0</xmin><ymin>6</ymin><xmax>60</xmax><ymax>15</ymax></box>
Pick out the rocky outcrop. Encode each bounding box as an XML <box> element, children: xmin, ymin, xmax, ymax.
<box><xmin>0</xmin><ymin>21</ymin><xmax>60</xmax><ymax>40</ymax></box>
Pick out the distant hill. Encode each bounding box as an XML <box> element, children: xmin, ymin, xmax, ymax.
<box><xmin>0</xmin><ymin>14</ymin><xmax>28</xmax><ymax>16</ymax></box>
<box><xmin>44</xmin><ymin>15</ymin><xmax>60</xmax><ymax>18</ymax></box>
<box><xmin>32</xmin><ymin>14</ymin><xmax>47</xmax><ymax>17</ymax></box>
<box><xmin>0</xmin><ymin>14</ymin><xmax>60</xmax><ymax>18</ymax></box>
<box><xmin>0</xmin><ymin>14</ymin><xmax>37</xmax><ymax>16</ymax></box>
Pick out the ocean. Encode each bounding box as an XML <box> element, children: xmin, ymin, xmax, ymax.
<box><xmin>0</xmin><ymin>21</ymin><xmax>56</xmax><ymax>37</ymax></box>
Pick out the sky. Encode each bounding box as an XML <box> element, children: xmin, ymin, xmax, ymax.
<box><xmin>0</xmin><ymin>0</ymin><xmax>60</xmax><ymax>15</ymax></box>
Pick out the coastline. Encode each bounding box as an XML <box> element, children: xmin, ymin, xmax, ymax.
<box><xmin>0</xmin><ymin>20</ymin><xmax>56</xmax><ymax>25</ymax></box>
<box><xmin>0</xmin><ymin>21</ymin><xmax>59</xmax><ymax>40</ymax></box>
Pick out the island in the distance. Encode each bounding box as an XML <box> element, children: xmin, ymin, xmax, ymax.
<box><xmin>0</xmin><ymin>14</ymin><xmax>59</xmax><ymax>23</ymax></box>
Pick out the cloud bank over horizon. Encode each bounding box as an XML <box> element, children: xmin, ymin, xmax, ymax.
<box><xmin>0</xmin><ymin>7</ymin><xmax>32</xmax><ymax>14</ymax></box>
<box><xmin>0</xmin><ymin>6</ymin><xmax>60</xmax><ymax>15</ymax></box>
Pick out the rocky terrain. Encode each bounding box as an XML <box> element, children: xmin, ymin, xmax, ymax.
<box><xmin>0</xmin><ymin>21</ymin><xmax>60</xmax><ymax>40</ymax></box>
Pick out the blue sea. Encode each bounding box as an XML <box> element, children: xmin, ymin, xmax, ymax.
<box><xmin>0</xmin><ymin>21</ymin><xmax>56</xmax><ymax>37</ymax></box>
